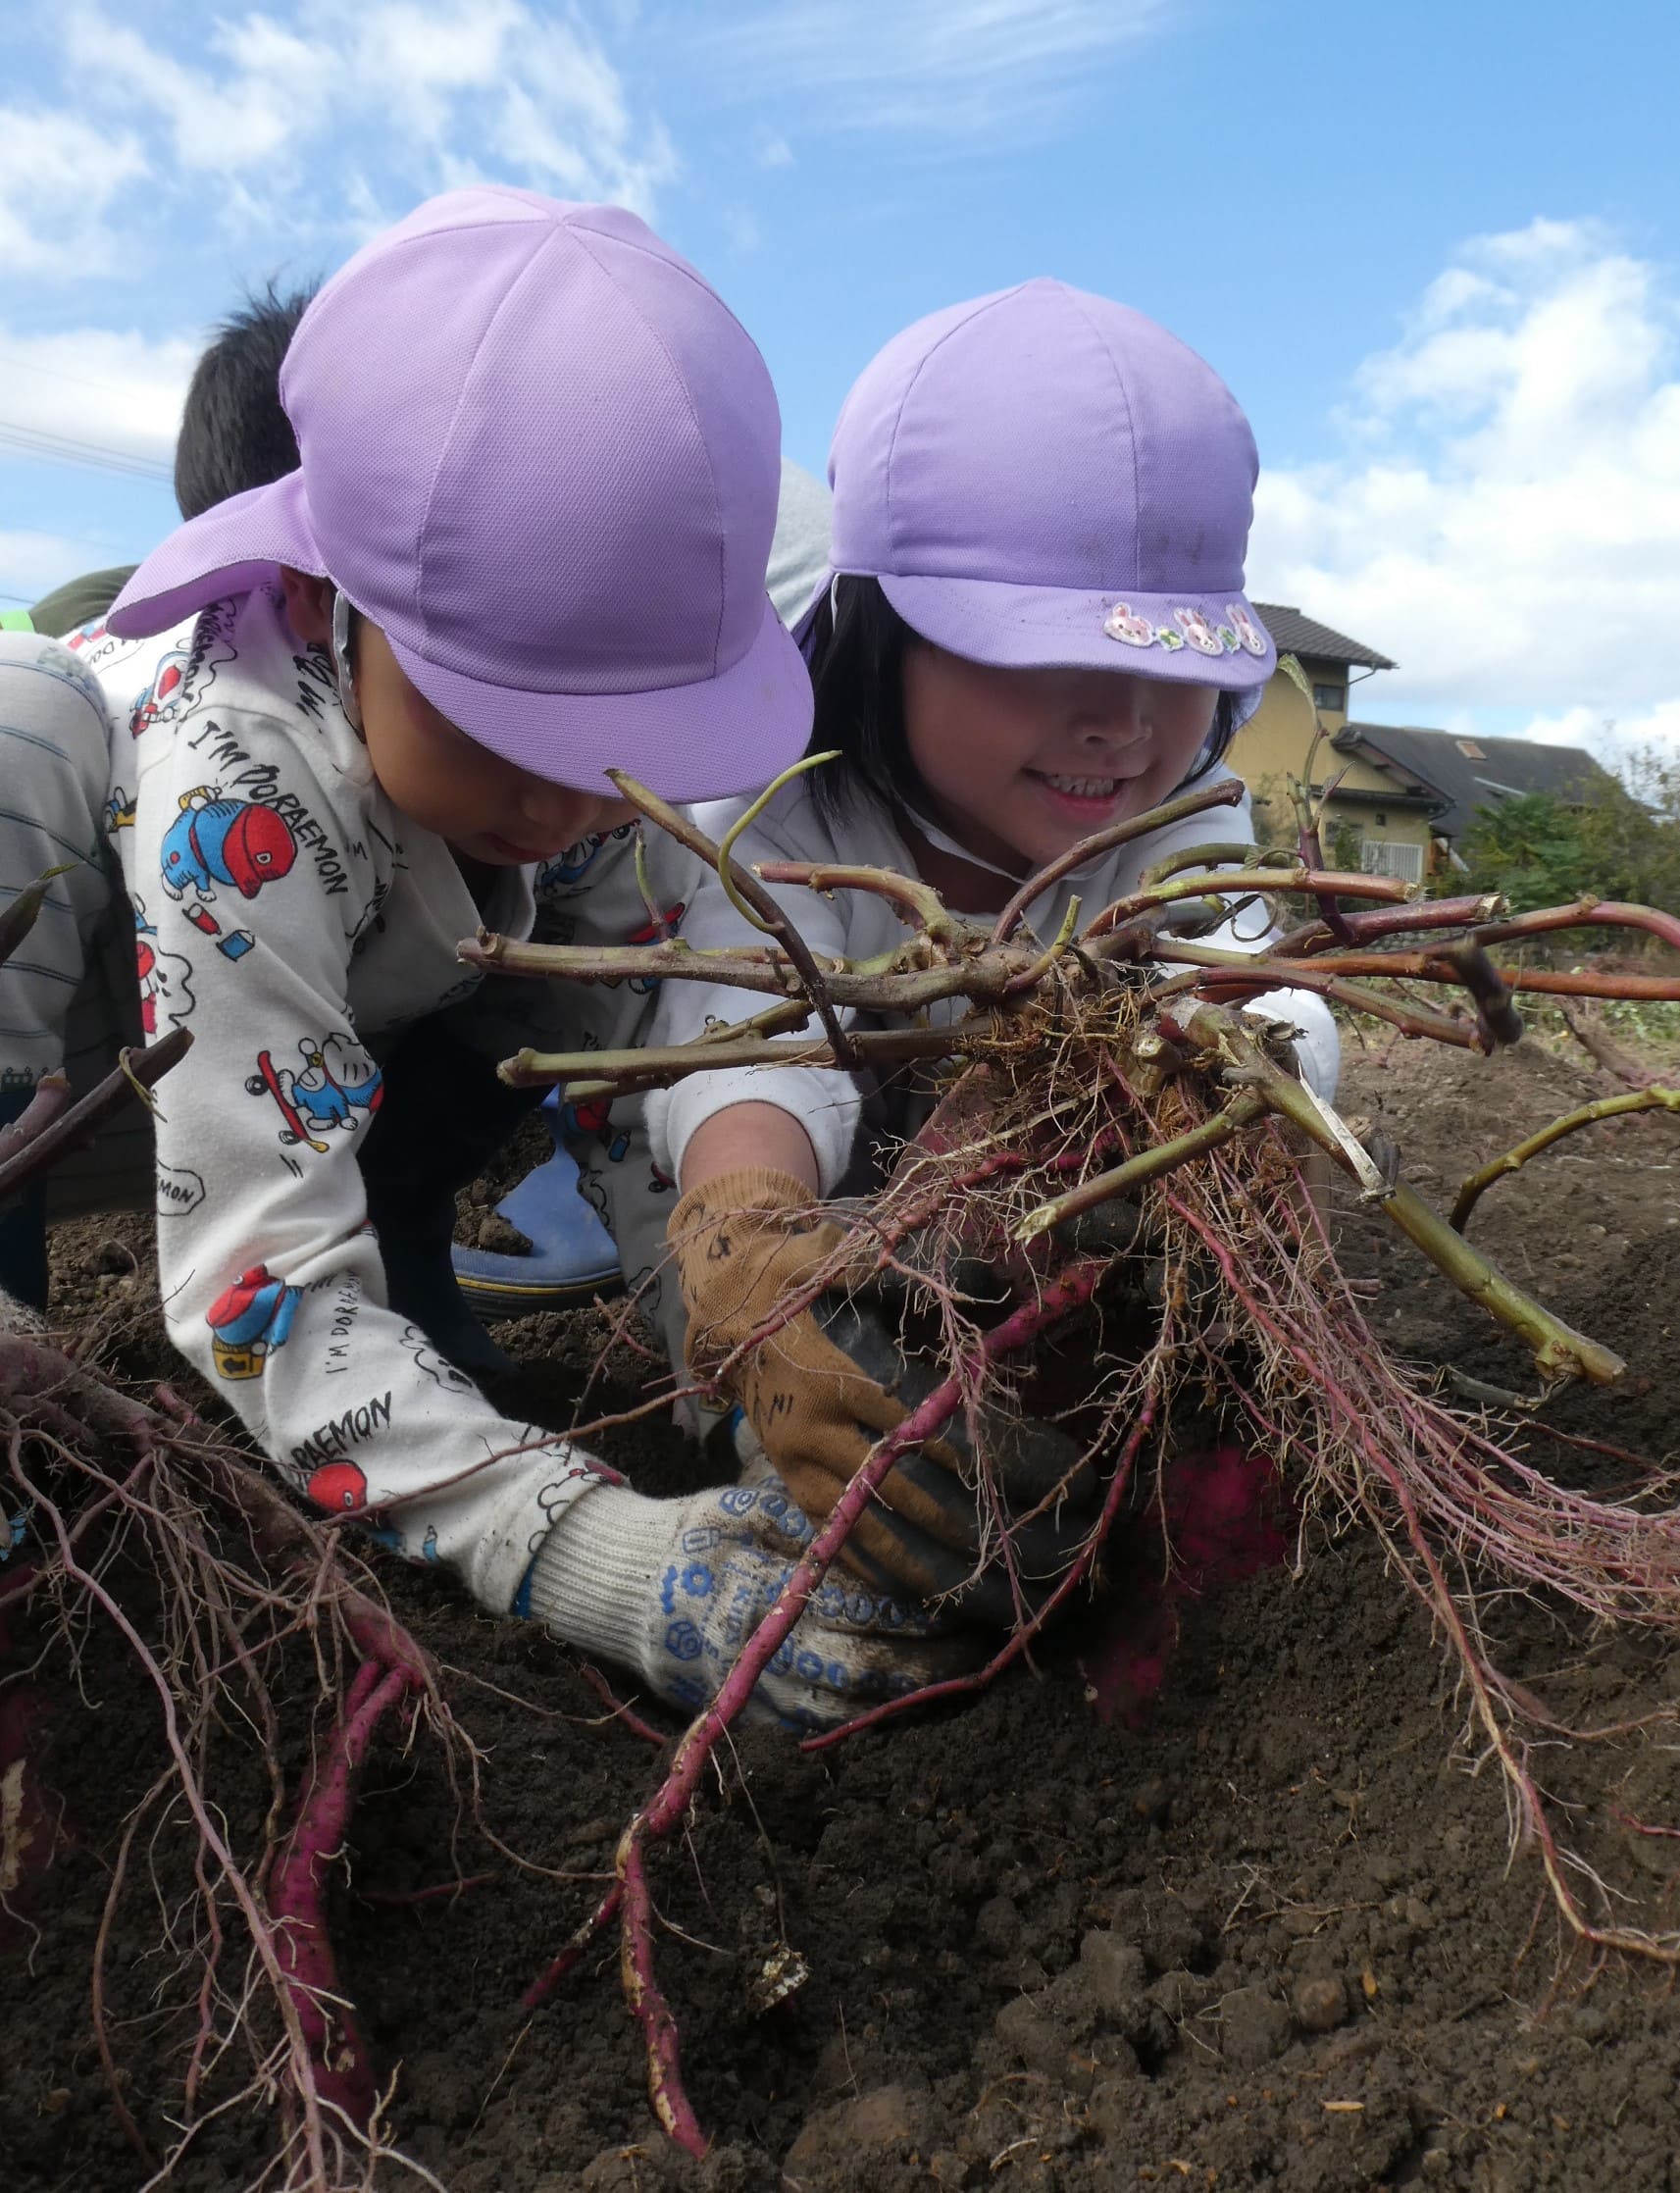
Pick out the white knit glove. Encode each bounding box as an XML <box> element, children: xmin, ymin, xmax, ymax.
<box><xmin>522</xmin><ymin>1468</ymin><xmax>975</xmax><ymax>1733</ymax></box>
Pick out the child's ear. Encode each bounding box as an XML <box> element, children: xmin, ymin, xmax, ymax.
<box><xmin>278</xmin><ymin>567</ymin><xmax>335</xmax><ymax>646</ymax></box>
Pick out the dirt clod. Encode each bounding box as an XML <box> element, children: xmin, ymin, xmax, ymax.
<box><xmin>1293</xmin><ymin>1974</ymin><xmax>1349</xmax><ymax>2032</ymax></box>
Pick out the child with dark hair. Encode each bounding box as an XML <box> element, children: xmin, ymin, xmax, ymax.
<box><xmin>173</xmin><ymin>280</ymin><xmax>317</xmax><ymax>522</ymax></box>
<box><xmin>0</xmin><ymin>189</ymin><xmax>957</xmax><ymax>1731</ymax></box>
<box><xmin>636</xmin><ymin>280</ymin><xmax>1340</xmax><ymax>1606</ymax></box>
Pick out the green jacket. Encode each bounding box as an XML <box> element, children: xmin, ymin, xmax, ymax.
<box><xmin>1</xmin><ymin>565</ymin><xmax>139</xmax><ymax>639</ymax></box>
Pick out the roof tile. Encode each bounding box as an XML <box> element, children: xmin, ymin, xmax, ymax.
<box><xmin>1252</xmin><ymin>603</ymin><xmax>1397</xmax><ymax>670</ymax></box>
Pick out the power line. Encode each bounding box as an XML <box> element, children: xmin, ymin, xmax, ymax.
<box><xmin>0</xmin><ymin>418</ymin><xmax>173</xmax><ymax>484</ymax></box>
<box><xmin>0</xmin><ymin>348</ymin><xmax>186</xmax><ymax>406</ymax></box>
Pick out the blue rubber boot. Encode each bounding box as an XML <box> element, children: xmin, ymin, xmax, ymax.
<box><xmin>0</xmin><ymin>1086</ymin><xmax>49</xmax><ymax>1312</ymax></box>
<box><xmin>452</xmin><ymin>1092</ymin><xmax>624</xmax><ymax>1319</ymax></box>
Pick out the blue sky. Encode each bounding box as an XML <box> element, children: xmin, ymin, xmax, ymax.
<box><xmin>3</xmin><ymin>0</ymin><xmax>1677</xmax><ymax>758</ymax></box>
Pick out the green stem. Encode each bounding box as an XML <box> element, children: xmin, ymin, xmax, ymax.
<box><xmin>1082</xmin><ymin>867</ymin><xmax>1411</xmax><ymax>941</ymax></box>
<box><xmin>1379</xmin><ymin>1180</ymin><xmax>1625</xmax><ymax>1385</ymax></box>
<box><xmin>752</xmin><ymin>859</ymin><xmax>964</xmax><ymax>947</ymax></box>
<box><xmin>714</xmin><ymin>751</ymin><xmax>840</xmax><ymax>937</ymax></box>
<box><xmin>503</xmin><ymin>1020</ymin><xmax>993</xmax><ymax>1096</ymax></box>
<box><xmin>1190</xmin><ymin>1007</ymin><xmax>1626</xmax><ymax>1388</ymax></box>
<box><xmin>0</xmin><ymin>863</ymin><xmax>77</xmax><ymax>971</ymax></box>
<box><xmin>1451</xmin><ymin>1087</ymin><xmax>1680</xmax><ymax>1233</ymax></box>
<box><xmin>1139</xmin><ymin>841</ymin><xmax>1275</xmax><ymax>889</ymax></box>
<box><xmin>1015</xmin><ymin>1092</ymin><xmax>1268</xmax><ymax>1243</ymax></box>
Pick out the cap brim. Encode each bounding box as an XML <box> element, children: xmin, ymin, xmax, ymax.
<box><xmin>877</xmin><ymin>572</ymin><xmax>1275</xmax><ymax>689</ymax></box>
<box><xmin>109</xmin><ymin>477</ymin><xmax>814</xmax><ymax>806</ymax></box>
<box><xmin>387</xmin><ymin>589</ymin><xmax>814</xmax><ymax>804</ymax></box>
<box><xmin>108</xmin><ymin>471</ymin><xmax>325</xmax><ymax>638</ymax></box>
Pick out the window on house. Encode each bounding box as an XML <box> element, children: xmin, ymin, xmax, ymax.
<box><xmin>1455</xmin><ymin>739</ymin><xmax>1486</xmax><ymax>760</ymax></box>
<box><xmin>1359</xmin><ymin>839</ymin><xmax>1424</xmax><ymax>886</ymax></box>
<box><xmin>1312</xmin><ymin>682</ymin><xmax>1345</xmax><ymax>711</ymax></box>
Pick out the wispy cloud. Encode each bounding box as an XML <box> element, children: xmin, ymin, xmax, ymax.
<box><xmin>0</xmin><ymin>109</ymin><xmax>146</xmax><ymax>278</ymax></box>
<box><xmin>702</xmin><ymin>0</ymin><xmax>1168</xmax><ymax>135</ymax></box>
<box><xmin>0</xmin><ymin>327</ymin><xmax>198</xmax><ymax>468</ymax></box>
<box><xmin>1518</xmin><ymin>700</ymin><xmax>1680</xmax><ymax>765</ymax></box>
<box><xmin>21</xmin><ymin>1</ymin><xmax>678</xmax><ymax>275</ymax></box>
<box><xmin>1250</xmin><ymin>219</ymin><xmax>1680</xmax><ymax>746</ymax></box>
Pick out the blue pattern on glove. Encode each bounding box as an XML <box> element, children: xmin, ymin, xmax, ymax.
<box><xmin>638</xmin><ymin>1462</ymin><xmax>949</xmax><ymax>1732</ymax></box>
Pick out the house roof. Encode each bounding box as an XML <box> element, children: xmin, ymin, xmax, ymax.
<box><xmin>1252</xmin><ymin>604</ymin><xmax>1396</xmax><ymax>671</ymax></box>
<box><xmin>1335</xmin><ymin>723</ymin><xmax>1619</xmax><ymax>839</ymax></box>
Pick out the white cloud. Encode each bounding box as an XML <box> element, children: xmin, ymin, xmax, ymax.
<box><xmin>703</xmin><ymin>0</ymin><xmax>1167</xmax><ymax>134</ymax></box>
<box><xmin>1518</xmin><ymin>699</ymin><xmax>1680</xmax><ymax>763</ymax></box>
<box><xmin>41</xmin><ymin>1</ymin><xmax>677</xmax><ymax>250</ymax></box>
<box><xmin>0</xmin><ymin>327</ymin><xmax>197</xmax><ymax>469</ymax></box>
<box><xmin>1250</xmin><ymin>220</ymin><xmax>1680</xmax><ymax>728</ymax></box>
<box><xmin>0</xmin><ymin>109</ymin><xmax>146</xmax><ymax>277</ymax></box>
<box><xmin>72</xmin><ymin>18</ymin><xmax>325</xmax><ymax>176</ymax></box>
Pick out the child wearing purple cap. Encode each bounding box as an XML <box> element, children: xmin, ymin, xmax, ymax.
<box><xmin>0</xmin><ymin>188</ymin><xmax>962</xmax><ymax>1732</ymax></box>
<box><xmin>643</xmin><ymin>279</ymin><xmax>1342</xmax><ymax>1610</ymax></box>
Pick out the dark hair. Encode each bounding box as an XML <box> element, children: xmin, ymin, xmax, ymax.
<box><xmin>804</xmin><ymin>576</ymin><xmax>917</xmax><ymax>827</ymax></box>
<box><xmin>174</xmin><ymin>280</ymin><xmax>320</xmax><ymax>520</ymax></box>
<box><xmin>804</xmin><ymin>575</ymin><xmax>1240</xmax><ymax>830</ymax></box>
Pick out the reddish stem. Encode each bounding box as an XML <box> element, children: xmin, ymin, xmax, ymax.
<box><xmin>0</xmin><ymin>1028</ymin><xmax>191</xmax><ymax>1204</ymax></box>
<box><xmin>619</xmin><ymin>1833</ymin><xmax>696</xmax><ymax>2150</ymax></box>
<box><xmin>988</xmin><ymin>777</ymin><xmax>1246</xmax><ymax>944</ymax></box>
<box><xmin>527</xmin><ymin>1259</ymin><xmax>1108</xmax><ymax>2152</ymax></box>
<box><xmin>1472</xmin><ymin>899</ymin><xmax>1680</xmax><ymax>953</ymax></box>
<box><xmin>1288</xmin><ymin>949</ymin><xmax>1680</xmax><ymax>1002</ymax></box>
<box><xmin>801</xmin><ymin>1399</ymin><xmax>1157</xmax><ymax>1751</ymax></box>
<box><xmin>577</xmin><ymin>1661</ymin><xmax>670</xmax><ymax>1747</ymax></box>
<box><xmin>356</xmin><ymin>1872</ymin><xmax>497</xmax><ymax>1908</ymax></box>
<box><xmin>1273</xmin><ymin>894</ymin><xmax>1507</xmax><ymax>955</ymax></box>
<box><xmin>1082</xmin><ymin>868</ymin><xmax>1412</xmax><ymax>943</ymax></box>
<box><xmin>0</xmin><ymin>1073</ymin><xmax>72</xmax><ymax>1170</ymax></box>
<box><xmin>1151</xmin><ymin>950</ymin><xmax>1483</xmax><ymax>1047</ymax></box>
<box><xmin>524</xmin><ymin>1879</ymin><xmax>625</xmax><ymax>2009</ymax></box>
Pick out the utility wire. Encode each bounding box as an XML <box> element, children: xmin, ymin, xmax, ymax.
<box><xmin>0</xmin><ymin>418</ymin><xmax>173</xmax><ymax>484</ymax></box>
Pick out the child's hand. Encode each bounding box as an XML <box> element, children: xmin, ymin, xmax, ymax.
<box><xmin>670</xmin><ymin>1166</ymin><xmax>977</xmax><ymax>1589</ymax></box>
<box><xmin>669</xmin><ymin>1168</ymin><xmax>1098</xmax><ymax>1622</ymax></box>
<box><xmin>527</xmin><ymin>1472</ymin><xmax>975</xmax><ymax>1732</ymax></box>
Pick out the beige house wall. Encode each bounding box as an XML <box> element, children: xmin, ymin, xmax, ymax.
<box><xmin>1233</xmin><ymin>660</ymin><xmax>1327</xmax><ymax>784</ymax></box>
<box><xmin>1229</xmin><ymin>659</ymin><xmax>1338</xmax><ymax>844</ymax></box>
<box><xmin>1319</xmin><ymin>801</ymin><xmax>1436</xmax><ymax>863</ymax></box>
<box><xmin>1227</xmin><ymin>656</ymin><xmax>1440</xmax><ymax>878</ymax></box>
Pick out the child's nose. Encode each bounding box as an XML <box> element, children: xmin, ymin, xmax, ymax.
<box><xmin>1071</xmin><ymin>676</ymin><xmax>1146</xmax><ymax>741</ymax></box>
<box><xmin>517</xmin><ymin>781</ymin><xmax>629</xmax><ymax>840</ymax></box>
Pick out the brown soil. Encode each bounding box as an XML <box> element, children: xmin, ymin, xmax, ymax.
<box><xmin>8</xmin><ymin>1029</ymin><xmax>1680</xmax><ymax>2193</ymax></box>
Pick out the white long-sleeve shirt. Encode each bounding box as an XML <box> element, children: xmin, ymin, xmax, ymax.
<box><xmin>18</xmin><ymin>590</ymin><xmax>698</xmax><ymax>1610</ymax></box>
<box><xmin>647</xmin><ymin>770</ymin><xmax>1340</xmax><ymax>1193</ymax></box>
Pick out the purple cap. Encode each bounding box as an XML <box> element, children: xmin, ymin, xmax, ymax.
<box><xmin>821</xmin><ymin>279</ymin><xmax>1275</xmax><ymax>690</ymax></box>
<box><xmin>109</xmin><ymin>189</ymin><xmax>810</xmax><ymax>802</ymax></box>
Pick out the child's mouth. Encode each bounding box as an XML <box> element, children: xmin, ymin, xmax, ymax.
<box><xmin>1028</xmin><ymin>771</ymin><xmax>1129</xmax><ymax>804</ymax></box>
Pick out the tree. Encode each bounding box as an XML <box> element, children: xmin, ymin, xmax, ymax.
<box><xmin>1461</xmin><ymin>770</ymin><xmax>1680</xmax><ymax>921</ymax></box>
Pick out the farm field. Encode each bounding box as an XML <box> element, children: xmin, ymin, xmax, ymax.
<box><xmin>7</xmin><ymin>1026</ymin><xmax>1680</xmax><ymax>2193</ymax></box>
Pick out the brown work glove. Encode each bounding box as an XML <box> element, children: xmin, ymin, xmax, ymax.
<box><xmin>670</xmin><ymin>1167</ymin><xmax>1097</xmax><ymax>1623</ymax></box>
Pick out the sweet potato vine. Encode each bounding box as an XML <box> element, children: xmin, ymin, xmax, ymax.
<box><xmin>468</xmin><ymin>767</ymin><xmax>1680</xmax><ymax>2155</ymax></box>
